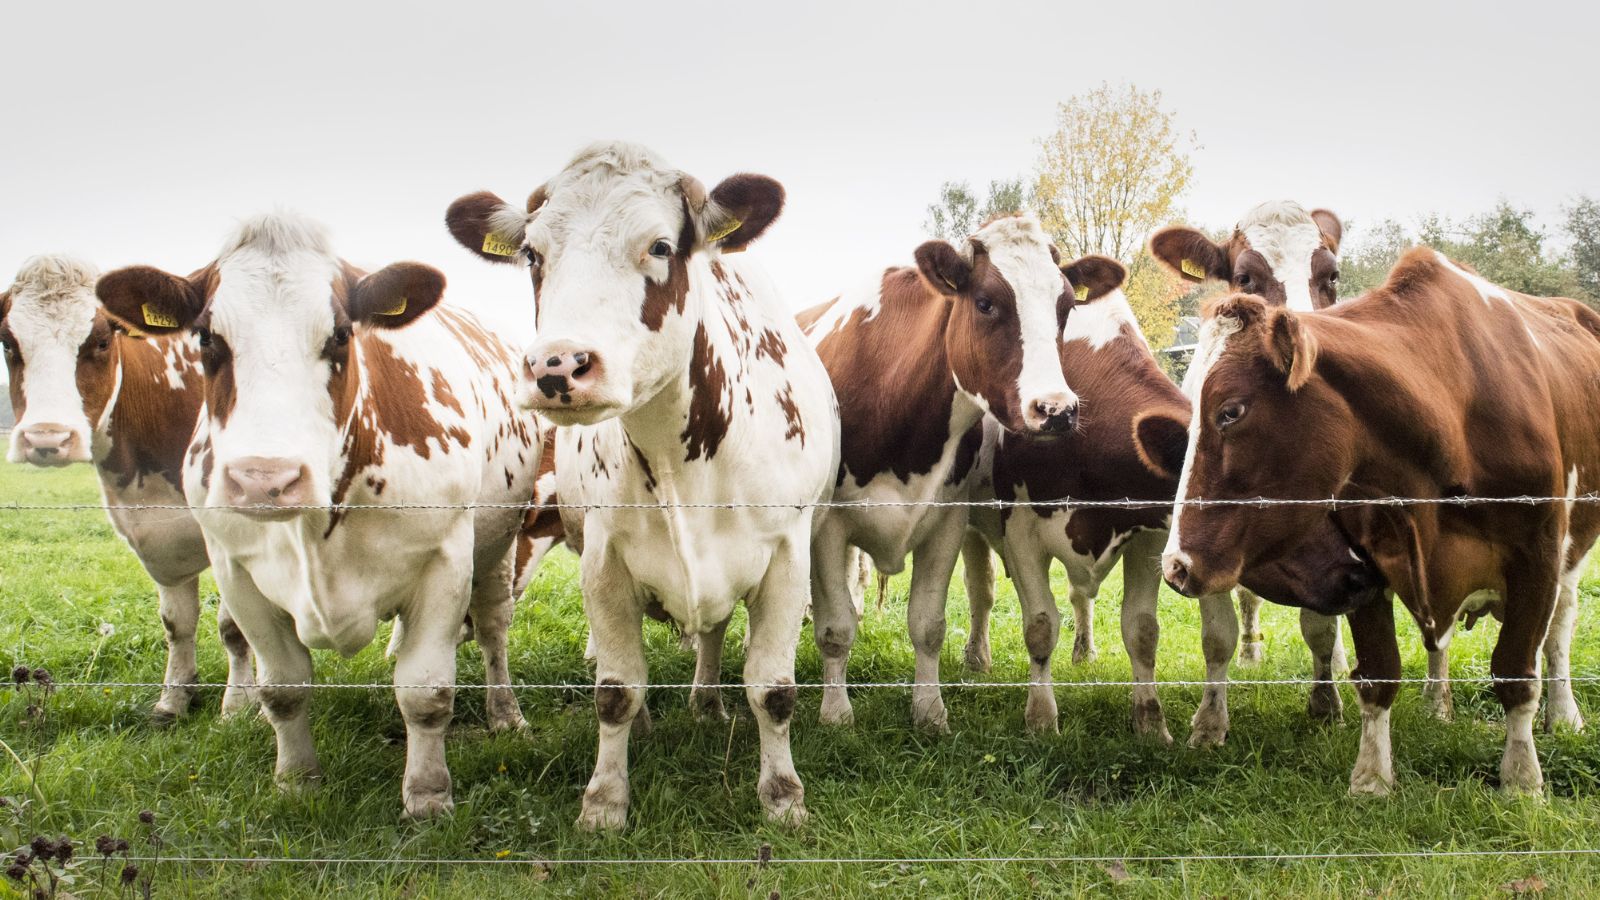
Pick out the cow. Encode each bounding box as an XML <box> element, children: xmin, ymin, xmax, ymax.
<box><xmin>444</xmin><ymin>141</ymin><xmax>838</xmax><ymax>831</ymax></box>
<box><xmin>797</xmin><ymin>213</ymin><xmax>1094</xmax><ymax>732</ymax></box>
<box><xmin>513</xmin><ymin>426</ymin><xmax>566</xmax><ymax>597</ymax></box>
<box><xmin>95</xmin><ymin>213</ymin><xmax>538</xmax><ymax>818</ymax></box>
<box><xmin>2</xmin><ymin>255</ymin><xmax>253</xmax><ymax>721</ymax></box>
<box><xmin>1151</xmin><ymin>201</ymin><xmax>1351</xmax><ymax>703</ymax></box>
<box><xmin>966</xmin><ymin>255</ymin><xmax>1380</xmax><ymax>743</ymax></box>
<box><xmin>1161</xmin><ymin>247</ymin><xmax>1599</xmax><ymax>794</ymax></box>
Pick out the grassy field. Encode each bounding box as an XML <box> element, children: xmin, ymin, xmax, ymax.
<box><xmin>3</xmin><ymin>463</ymin><xmax>1600</xmax><ymax>897</ymax></box>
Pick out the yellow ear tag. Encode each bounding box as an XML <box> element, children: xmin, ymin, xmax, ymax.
<box><xmin>1074</xmin><ymin>284</ymin><xmax>1089</xmax><ymax>301</ymax></box>
<box><xmin>378</xmin><ymin>296</ymin><xmax>408</xmax><ymax>317</ymax></box>
<box><xmin>481</xmin><ymin>233</ymin><xmax>521</xmax><ymax>257</ymax></box>
<box><xmin>1180</xmin><ymin>258</ymin><xmax>1206</xmax><ymax>280</ymax></box>
<box><xmin>706</xmin><ymin>218</ymin><xmax>743</xmax><ymax>243</ymax></box>
<box><xmin>141</xmin><ymin>303</ymin><xmax>179</xmax><ymax>329</ymax></box>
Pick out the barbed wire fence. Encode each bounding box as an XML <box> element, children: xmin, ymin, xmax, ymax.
<box><xmin>5</xmin><ymin>488</ymin><xmax>1600</xmax><ymax>874</ymax></box>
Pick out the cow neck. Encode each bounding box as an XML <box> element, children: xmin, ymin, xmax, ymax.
<box><xmin>96</xmin><ymin>333</ymin><xmax>202</xmax><ymax>492</ymax></box>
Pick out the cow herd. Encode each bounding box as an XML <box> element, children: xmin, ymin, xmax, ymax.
<box><xmin>3</xmin><ymin>141</ymin><xmax>1595</xmax><ymax>829</ymax></box>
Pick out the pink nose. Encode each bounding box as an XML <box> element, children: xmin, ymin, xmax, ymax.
<box><xmin>19</xmin><ymin>424</ymin><xmax>79</xmax><ymax>465</ymax></box>
<box><xmin>524</xmin><ymin>342</ymin><xmax>603</xmax><ymax>406</ymax></box>
<box><xmin>1025</xmin><ymin>393</ymin><xmax>1078</xmax><ymax>434</ymax></box>
<box><xmin>223</xmin><ymin>457</ymin><xmax>311</xmax><ymax>508</ymax></box>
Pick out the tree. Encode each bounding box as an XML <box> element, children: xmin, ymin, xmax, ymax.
<box><xmin>1337</xmin><ymin>218</ymin><xmax>1411</xmax><ymax>298</ymax></box>
<box><xmin>1032</xmin><ymin>84</ymin><xmax>1198</xmax><ymax>347</ymax></box>
<box><xmin>924</xmin><ymin>178</ymin><xmax>1027</xmax><ymax>241</ymax></box>
<box><xmin>1563</xmin><ymin>195</ymin><xmax>1600</xmax><ymax>303</ymax></box>
<box><xmin>1421</xmin><ymin>202</ymin><xmax>1585</xmax><ymax>302</ymax></box>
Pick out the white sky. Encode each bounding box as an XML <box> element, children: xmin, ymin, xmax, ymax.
<box><xmin>3</xmin><ymin>0</ymin><xmax>1596</xmax><ymax>357</ymax></box>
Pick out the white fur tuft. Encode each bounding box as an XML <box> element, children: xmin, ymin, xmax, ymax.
<box><xmin>9</xmin><ymin>255</ymin><xmax>99</xmax><ymax>300</ymax></box>
<box><xmin>218</xmin><ymin>211</ymin><xmax>336</xmax><ymax>261</ymax></box>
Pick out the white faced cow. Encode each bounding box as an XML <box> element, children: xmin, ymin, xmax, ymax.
<box><xmin>96</xmin><ymin>214</ymin><xmax>539</xmax><ymax>819</ymax></box>
<box><xmin>797</xmin><ymin>213</ymin><xmax>1095</xmax><ymax>732</ymax></box>
<box><xmin>3</xmin><ymin>255</ymin><xmax>253</xmax><ymax>721</ymax></box>
<box><xmin>446</xmin><ymin>141</ymin><xmax>838</xmax><ymax>831</ymax></box>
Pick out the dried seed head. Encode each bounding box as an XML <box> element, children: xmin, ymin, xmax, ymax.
<box><xmin>96</xmin><ymin>835</ymin><xmax>115</xmax><ymax>856</ymax></box>
<box><xmin>52</xmin><ymin>839</ymin><xmax>71</xmax><ymax>863</ymax></box>
<box><xmin>138</xmin><ymin>810</ymin><xmax>155</xmax><ymax>825</ymax></box>
<box><xmin>29</xmin><ymin>668</ymin><xmax>50</xmax><ymax>687</ymax></box>
<box><xmin>10</xmin><ymin>666</ymin><xmax>28</xmax><ymax>685</ymax></box>
<box><xmin>28</xmin><ymin>837</ymin><xmax>51</xmax><ymax>861</ymax></box>
<box><xmin>120</xmin><ymin>863</ymin><xmax>139</xmax><ymax>885</ymax></box>
<box><xmin>4</xmin><ymin>863</ymin><xmax>25</xmax><ymax>882</ymax></box>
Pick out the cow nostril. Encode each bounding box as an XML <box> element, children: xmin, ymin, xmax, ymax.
<box><xmin>572</xmin><ymin>351</ymin><xmax>590</xmax><ymax>367</ymax></box>
<box><xmin>546</xmin><ymin>356</ymin><xmax>561</xmax><ymax>368</ymax></box>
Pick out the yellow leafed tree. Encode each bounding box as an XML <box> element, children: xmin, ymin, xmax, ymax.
<box><xmin>1034</xmin><ymin>84</ymin><xmax>1197</xmax><ymax>348</ymax></box>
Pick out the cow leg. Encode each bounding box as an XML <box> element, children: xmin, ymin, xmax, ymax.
<box><xmin>469</xmin><ymin>549</ymin><xmax>526</xmax><ymax>733</ymax></box>
<box><xmin>907</xmin><ymin>507</ymin><xmax>966</xmax><ymax>733</ymax></box>
<box><xmin>961</xmin><ymin>529</ymin><xmax>996</xmax><ymax>673</ymax></box>
<box><xmin>1007</xmin><ymin>536</ymin><xmax>1059</xmax><ymax>734</ymax></box>
<box><xmin>578</xmin><ymin>552</ymin><xmax>646</xmax><ymax>832</ymax></box>
<box><xmin>846</xmin><ymin>548</ymin><xmax>870</xmax><ymax>620</ymax></box>
<box><xmin>690</xmin><ymin>617</ymin><xmax>730</xmax><ymax>722</ymax></box>
<box><xmin>811</xmin><ymin>519</ymin><xmax>858</xmax><ymax>726</ymax></box>
<box><xmin>1120</xmin><ymin>531</ymin><xmax>1171</xmax><ymax>743</ymax></box>
<box><xmin>1424</xmin><ymin>645</ymin><xmax>1454</xmax><ymax>722</ymax></box>
<box><xmin>1347</xmin><ymin>593</ymin><xmax>1400</xmax><ymax>795</ymax></box>
<box><xmin>151</xmin><ymin>577</ymin><xmax>201</xmax><ymax>723</ymax></box>
<box><xmin>1234</xmin><ymin>588</ymin><xmax>1265</xmax><ymax>665</ymax></box>
<box><xmin>392</xmin><ymin>558</ymin><xmax>473</xmax><ymax>820</ymax></box>
<box><xmin>217</xmin><ymin>598</ymin><xmax>257</xmax><ymax>717</ymax></box>
<box><xmin>1302</xmin><ymin>610</ymin><xmax>1344</xmax><ymax>723</ymax></box>
<box><xmin>1543</xmin><ymin>559</ymin><xmax>1585</xmax><ymax>732</ymax></box>
<box><xmin>1493</xmin><ymin>556</ymin><xmax>1562</xmax><ymax>796</ymax></box>
<box><xmin>219</xmin><ymin>567</ymin><xmax>320</xmax><ymax>789</ymax></box>
<box><xmin>744</xmin><ymin>535</ymin><xmax>810</xmax><ymax>826</ymax></box>
<box><xmin>1069</xmin><ymin>582</ymin><xmax>1097</xmax><ymax>665</ymax></box>
<box><xmin>1189</xmin><ymin>591</ymin><xmax>1239</xmax><ymax>748</ymax></box>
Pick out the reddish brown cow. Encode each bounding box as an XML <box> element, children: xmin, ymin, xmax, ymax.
<box><xmin>1163</xmin><ymin>248</ymin><xmax>1599</xmax><ymax>794</ymax></box>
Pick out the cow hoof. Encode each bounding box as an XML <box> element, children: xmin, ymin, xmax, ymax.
<box><xmin>1024</xmin><ymin>696</ymin><xmax>1059</xmax><ymax>734</ymax></box>
<box><xmin>1131</xmin><ymin>702</ymin><xmax>1172</xmax><ymax>744</ymax></box>
<box><xmin>818</xmin><ymin>695</ymin><xmax>854</xmax><ymax>727</ymax></box>
<box><xmin>219</xmin><ymin>687</ymin><xmax>256</xmax><ymax>718</ymax></box>
<box><xmin>1544</xmin><ymin>705</ymin><xmax>1585</xmax><ymax>734</ymax></box>
<box><xmin>1424</xmin><ymin>691</ymin><xmax>1455</xmax><ymax>723</ymax></box>
<box><xmin>402</xmin><ymin>791</ymin><xmax>455</xmax><ymax>821</ymax></box>
<box><xmin>963</xmin><ymin>640</ymin><xmax>992</xmax><ymax>674</ymax></box>
<box><xmin>148</xmin><ymin>706</ymin><xmax>182</xmax><ymax>728</ymax></box>
<box><xmin>1306</xmin><ymin>685</ymin><xmax>1344</xmax><ymax>724</ymax></box>
<box><xmin>274</xmin><ymin>769</ymin><xmax>324</xmax><ymax>795</ymax></box>
<box><xmin>488</xmin><ymin>713</ymin><xmax>530</xmax><ymax>734</ymax></box>
<box><xmin>1070</xmin><ymin>638</ymin><xmax>1097</xmax><ymax>666</ymax></box>
<box><xmin>760</xmin><ymin>775</ymin><xmax>807</xmax><ymax>827</ymax></box>
<box><xmin>1500</xmin><ymin>748</ymin><xmax>1545</xmax><ymax>796</ymax></box>
<box><xmin>913</xmin><ymin>700</ymin><xmax>950</xmax><ymax>734</ymax></box>
<box><xmin>690</xmin><ymin>690</ymin><xmax>727</xmax><ymax>723</ymax></box>
<box><xmin>577</xmin><ymin>789</ymin><xmax>629</xmax><ymax>832</ymax></box>
<box><xmin>1348</xmin><ymin>770</ymin><xmax>1394</xmax><ymax>797</ymax></box>
<box><xmin>1236</xmin><ymin>641</ymin><xmax>1265</xmax><ymax>666</ymax></box>
<box><xmin>1187</xmin><ymin>709</ymin><xmax>1228</xmax><ymax>748</ymax></box>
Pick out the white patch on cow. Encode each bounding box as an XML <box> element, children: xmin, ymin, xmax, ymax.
<box><xmin>1164</xmin><ymin>314</ymin><xmax>1243</xmax><ymax>563</ymax></box>
<box><xmin>1434</xmin><ymin>250</ymin><xmax>1543</xmax><ymax>347</ymax></box>
<box><xmin>801</xmin><ymin>271</ymin><xmax>888</xmax><ymax>344</ymax></box>
<box><xmin>973</xmin><ymin>214</ymin><xmax>1077</xmax><ymax>415</ymax></box>
<box><xmin>1238</xmin><ymin>201</ymin><xmax>1324</xmax><ymax>313</ymax></box>
<box><xmin>1062</xmin><ymin>288</ymin><xmax>1143</xmax><ymax>350</ymax></box>
<box><xmin>158</xmin><ymin>337</ymin><xmax>197</xmax><ymax>390</ymax></box>
<box><xmin>4</xmin><ymin>256</ymin><xmax>102</xmax><ymax>462</ymax></box>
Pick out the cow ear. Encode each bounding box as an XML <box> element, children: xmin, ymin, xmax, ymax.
<box><xmin>1204</xmin><ymin>292</ymin><xmax>1269</xmax><ymax>330</ymax></box>
<box><xmin>1132</xmin><ymin>411</ymin><xmax>1188</xmax><ymax>480</ymax></box>
<box><xmin>700</xmin><ymin>174</ymin><xmax>785</xmax><ymax>252</ymax></box>
<box><xmin>349</xmin><ymin>262</ymin><xmax>445</xmax><ymax>329</ymax></box>
<box><xmin>1265</xmin><ymin>307</ymin><xmax>1318</xmax><ymax>391</ymax></box>
<box><xmin>445</xmin><ymin>191</ymin><xmax>528</xmax><ymax>265</ymax></box>
<box><xmin>1310</xmin><ymin>208</ymin><xmax>1343</xmax><ymax>253</ymax></box>
<box><xmin>914</xmin><ymin>240</ymin><xmax>973</xmax><ymax>297</ymax></box>
<box><xmin>1150</xmin><ymin>226</ymin><xmax>1229</xmax><ymax>283</ymax></box>
<box><xmin>1061</xmin><ymin>254</ymin><xmax>1126</xmax><ymax>302</ymax></box>
<box><xmin>97</xmin><ymin>264</ymin><xmax>215</xmax><ymax>335</ymax></box>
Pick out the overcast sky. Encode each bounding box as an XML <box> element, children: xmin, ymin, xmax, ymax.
<box><xmin>4</xmin><ymin>0</ymin><xmax>1596</xmax><ymax>354</ymax></box>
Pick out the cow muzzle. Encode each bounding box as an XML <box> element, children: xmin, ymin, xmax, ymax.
<box><xmin>1022</xmin><ymin>393</ymin><xmax>1078</xmax><ymax>435</ymax></box>
<box><xmin>222</xmin><ymin>456</ymin><xmax>313</xmax><ymax>516</ymax></box>
<box><xmin>1162</xmin><ymin>551</ymin><xmax>1238</xmax><ymax>599</ymax></box>
<box><xmin>521</xmin><ymin>341</ymin><xmax>616</xmax><ymax>420</ymax></box>
<box><xmin>14</xmin><ymin>423</ymin><xmax>89</xmax><ymax>466</ymax></box>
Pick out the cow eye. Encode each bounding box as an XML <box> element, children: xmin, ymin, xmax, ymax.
<box><xmin>975</xmin><ymin>296</ymin><xmax>995</xmax><ymax>315</ymax></box>
<box><xmin>1235</xmin><ymin>272</ymin><xmax>1252</xmax><ymax>289</ymax></box>
<box><xmin>523</xmin><ymin>246</ymin><xmax>542</xmax><ymax>268</ymax></box>
<box><xmin>1327</xmin><ymin>269</ymin><xmax>1340</xmax><ymax>283</ymax></box>
<box><xmin>649</xmin><ymin>239</ymin><xmax>673</xmax><ymax>259</ymax></box>
<box><xmin>97</xmin><ymin>338</ymin><xmax>111</xmax><ymax>353</ymax></box>
<box><xmin>1215</xmin><ymin>400</ymin><xmax>1247</xmax><ymax>429</ymax></box>
<box><xmin>1</xmin><ymin>337</ymin><xmax>16</xmax><ymax>359</ymax></box>
<box><xmin>196</xmin><ymin>328</ymin><xmax>212</xmax><ymax>348</ymax></box>
<box><xmin>334</xmin><ymin>325</ymin><xmax>352</xmax><ymax>348</ymax></box>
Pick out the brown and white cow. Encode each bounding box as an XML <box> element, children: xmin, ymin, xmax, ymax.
<box><xmin>1151</xmin><ymin>201</ymin><xmax>1352</xmax><ymax>700</ymax></box>
<box><xmin>967</xmin><ymin>257</ymin><xmax>1384</xmax><ymax>743</ymax></box>
<box><xmin>96</xmin><ymin>214</ymin><xmax>539</xmax><ymax>818</ymax></box>
<box><xmin>1163</xmin><ymin>248</ymin><xmax>1599</xmax><ymax>794</ymax></box>
<box><xmin>446</xmin><ymin>141</ymin><xmax>838</xmax><ymax>830</ymax></box>
<box><xmin>2</xmin><ymin>255</ymin><xmax>253</xmax><ymax>721</ymax></box>
<box><xmin>798</xmin><ymin>213</ymin><xmax>1092</xmax><ymax>732</ymax></box>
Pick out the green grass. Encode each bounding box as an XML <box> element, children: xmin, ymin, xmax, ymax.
<box><xmin>3</xmin><ymin>463</ymin><xmax>1600</xmax><ymax>897</ymax></box>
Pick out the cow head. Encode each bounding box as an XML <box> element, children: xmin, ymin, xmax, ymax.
<box><xmin>1159</xmin><ymin>293</ymin><xmax>1356</xmax><ymax>598</ymax></box>
<box><xmin>1236</xmin><ymin>517</ymin><xmax>1388</xmax><ymax>616</ymax></box>
<box><xmin>914</xmin><ymin>215</ymin><xmax>1117</xmax><ymax>436</ymax></box>
<box><xmin>96</xmin><ymin>213</ymin><xmax>443</xmax><ymax>517</ymax></box>
<box><xmin>1</xmin><ymin>256</ymin><xmax>119</xmax><ymax>466</ymax></box>
<box><xmin>1151</xmin><ymin>201</ymin><xmax>1342</xmax><ymax>312</ymax></box>
<box><xmin>445</xmin><ymin>141</ymin><xmax>784</xmax><ymax>427</ymax></box>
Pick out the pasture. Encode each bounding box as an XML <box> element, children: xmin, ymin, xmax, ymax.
<box><xmin>4</xmin><ymin>462</ymin><xmax>1600</xmax><ymax>898</ymax></box>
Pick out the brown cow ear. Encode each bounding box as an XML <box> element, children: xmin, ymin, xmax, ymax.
<box><xmin>1310</xmin><ymin>209</ymin><xmax>1343</xmax><ymax>253</ymax></box>
<box><xmin>1149</xmin><ymin>226</ymin><xmax>1229</xmax><ymax>283</ymax></box>
<box><xmin>1265</xmin><ymin>307</ymin><xmax>1318</xmax><ymax>391</ymax></box>
<box><xmin>914</xmin><ymin>240</ymin><xmax>973</xmax><ymax>297</ymax></box>
<box><xmin>1061</xmin><ymin>254</ymin><xmax>1126</xmax><ymax>302</ymax></box>
<box><xmin>1203</xmin><ymin>292</ymin><xmax>1270</xmax><ymax>330</ymax></box>
<box><xmin>349</xmin><ymin>262</ymin><xmax>445</xmax><ymax>329</ymax></box>
<box><xmin>445</xmin><ymin>191</ymin><xmax>527</xmax><ymax>265</ymax></box>
<box><xmin>701</xmin><ymin>174</ymin><xmax>785</xmax><ymax>252</ymax></box>
<box><xmin>96</xmin><ymin>264</ymin><xmax>214</xmax><ymax>335</ymax></box>
<box><xmin>1132</xmin><ymin>411</ymin><xmax>1189</xmax><ymax>480</ymax></box>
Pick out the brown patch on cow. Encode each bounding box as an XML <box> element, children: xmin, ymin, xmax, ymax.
<box><xmin>756</xmin><ymin>328</ymin><xmax>788</xmax><ymax>365</ymax></box>
<box><xmin>218</xmin><ymin>616</ymin><xmax>250</xmax><ymax>658</ymax></box>
<box><xmin>595</xmin><ymin>677</ymin><xmax>635</xmax><ymax>725</ymax></box>
<box><xmin>774</xmin><ymin>382</ymin><xmax>805</xmax><ymax>446</ymax></box>
<box><xmin>628</xmin><ymin>437</ymin><xmax>658</xmax><ymax>491</ymax></box>
<box><xmin>100</xmin><ymin>330</ymin><xmax>205</xmax><ymax>490</ymax></box>
<box><xmin>1023</xmin><ymin>612</ymin><xmax>1056</xmax><ymax>665</ymax></box>
<box><xmin>430</xmin><ymin>369</ymin><xmax>464</xmax><ymax>416</ymax></box>
<box><xmin>682</xmin><ymin>323</ymin><xmax>732</xmax><ymax>462</ymax></box>
<box><xmin>946</xmin><ymin>422</ymin><xmax>982</xmax><ymax>486</ymax></box>
<box><xmin>640</xmin><ymin>204</ymin><xmax>694</xmax><ymax>330</ymax></box>
<box><xmin>760</xmin><ymin>773</ymin><xmax>803</xmax><ymax>809</ymax></box>
<box><xmin>762</xmin><ymin>680</ymin><xmax>797</xmax><ymax>723</ymax></box>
